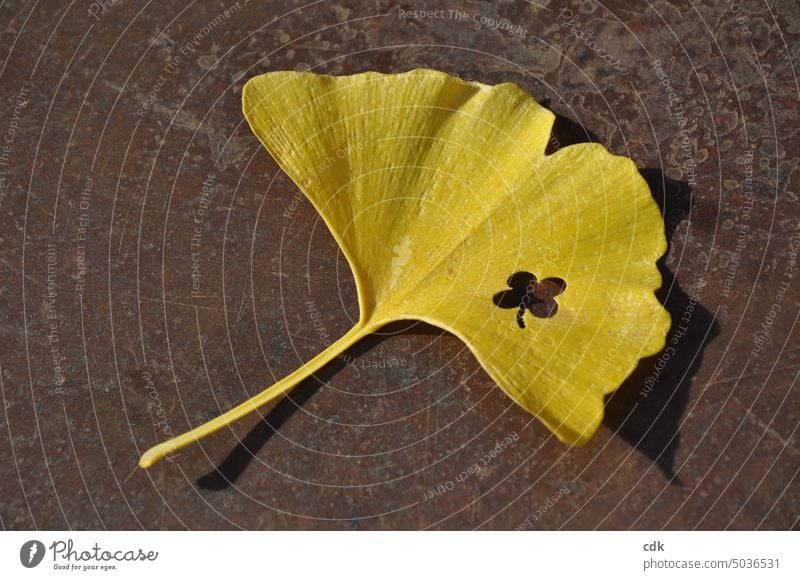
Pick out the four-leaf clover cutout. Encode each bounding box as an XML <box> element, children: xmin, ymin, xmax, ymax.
<box><xmin>493</xmin><ymin>272</ymin><xmax>567</xmax><ymax>328</ymax></box>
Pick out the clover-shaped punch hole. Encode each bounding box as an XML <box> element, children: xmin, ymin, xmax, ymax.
<box><xmin>493</xmin><ymin>272</ymin><xmax>567</xmax><ymax>328</ymax></box>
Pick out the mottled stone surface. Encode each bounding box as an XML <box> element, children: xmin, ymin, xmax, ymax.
<box><xmin>0</xmin><ymin>0</ymin><xmax>797</xmax><ymax>530</ymax></box>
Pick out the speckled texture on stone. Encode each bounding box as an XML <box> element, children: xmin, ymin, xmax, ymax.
<box><xmin>0</xmin><ymin>0</ymin><xmax>797</xmax><ymax>530</ymax></box>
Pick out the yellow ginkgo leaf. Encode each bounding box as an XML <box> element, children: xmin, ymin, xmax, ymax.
<box><xmin>139</xmin><ymin>69</ymin><xmax>670</xmax><ymax>468</ymax></box>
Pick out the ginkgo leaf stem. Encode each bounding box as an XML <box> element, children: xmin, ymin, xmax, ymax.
<box><xmin>138</xmin><ymin>322</ymin><xmax>375</xmax><ymax>468</ymax></box>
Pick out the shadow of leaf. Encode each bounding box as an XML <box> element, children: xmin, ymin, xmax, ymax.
<box><xmin>603</xmin><ymin>169</ymin><xmax>720</xmax><ymax>483</ymax></box>
<box><xmin>545</xmin><ymin>111</ymin><xmax>719</xmax><ymax>481</ymax></box>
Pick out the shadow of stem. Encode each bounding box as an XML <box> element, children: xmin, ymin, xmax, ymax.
<box><xmin>196</xmin><ymin>321</ymin><xmax>442</xmax><ymax>490</ymax></box>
